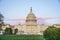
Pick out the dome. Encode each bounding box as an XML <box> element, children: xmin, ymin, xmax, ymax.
<box><xmin>26</xmin><ymin>7</ymin><xmax>37</xmax><ymax>26</ymax></box>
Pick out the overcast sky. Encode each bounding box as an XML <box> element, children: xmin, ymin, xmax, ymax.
<box><xmin>0</xmin><ymin>0</ymin><xmax>60</xmax><ymax>25</ymax></box>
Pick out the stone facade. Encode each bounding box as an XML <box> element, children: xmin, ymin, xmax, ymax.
<box><xmin>1</xmin><ymin>8</ymin><xmax>60</xmax><ymax>35</ymax></box>
<box><xmin>13</xmin><ymin>7</ymin><xmax>48</xmax><ymax>35</ymax></box>
<box><xmin>2</xmin><ymin>8</ymin><xmax>48</xmax><ymax>35</ymax></box>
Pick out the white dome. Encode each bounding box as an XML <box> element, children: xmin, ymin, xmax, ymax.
<box><xmin>26</xmin><ymin>7</ymin><xmax>37</xmax><ymax>26</ymax></box>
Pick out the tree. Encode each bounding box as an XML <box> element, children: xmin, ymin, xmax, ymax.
<box><xmin>4</xmin><ymin>28</ymin><xmax>13</xmax><ymax>35</ymax></box>
<box><xmin>0</xmin><ymin>13</ymin><xmax>4</xmax><ymax>30</ymax></box>
<box><xmin>14</xmin><ymin>28</ymin><xmax>18</xmax><ymax>34</ymax></box>
<box><xmin>43</xmin><ymin>27</ymin><xmax>58</xmax><ymax>40</ymax></box>
<box><xmin>57</xmin><ymin>28</ymin><xmax>60</xmax><ymax>40</ymax></box>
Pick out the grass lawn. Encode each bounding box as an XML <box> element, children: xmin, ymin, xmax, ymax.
<box><xmin>0</xmin><ymin>35</ymin><xmax>45</xmax><ymax>40</ymax></box>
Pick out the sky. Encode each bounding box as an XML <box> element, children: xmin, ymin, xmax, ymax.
<box><xmin>0</xmin><ymin>0</ymin><xmax>60</xmax><ymax>25</ymax></box>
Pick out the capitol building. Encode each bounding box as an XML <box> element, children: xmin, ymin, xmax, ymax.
<box><xmin>1</xmin><ymin>7</ymin><xmax>60</xmax><ymax>35</ymax></box>
<box><xmin>0</xmin><ymin>8</ymin><xmax>60</xmax><ymax>35</ymax></box>
<box><xmin>12</xmin><ymin>7</ymin><xmax>48</xmax><ymax>35</ymax></box>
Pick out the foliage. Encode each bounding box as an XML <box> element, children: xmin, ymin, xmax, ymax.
<box><xmin>14</xmin><ymin>28</ymin><xmax>18</xmax><ymax>34</ymax></box>
<box><xmin>43</xmin><ymin>26</ymin><xmax>60</xmax><ymax>40</ymax></box>
<box><xmin>57</xmin><ymin>28</ymin><xmax>60</xmax><ymax>40</ymax></box>
<box><xmin>4</xmin><ymin>28</ymin><xmax>13</xmax><ymax>35</ymax></box>
<box><xmin>0</xmin><ymin>13</ymin><xmax>4</xmax><ymax>30</ymax></box>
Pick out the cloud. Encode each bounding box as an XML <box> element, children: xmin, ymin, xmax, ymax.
<box><xmin>4</xmin><ymin>17</ymin><xmax>59</xmax><ymax>21</ymax></box>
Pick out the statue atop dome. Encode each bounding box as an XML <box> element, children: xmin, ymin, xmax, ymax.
<box><xmin>30</xmin><ymin>7</ymin><xmax>32</xmax><ymax>13</ymax></box>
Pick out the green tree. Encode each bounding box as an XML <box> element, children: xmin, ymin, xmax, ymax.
<box><xmin>4</xmin><ymin>28</ymin><xmax>13</xmax><ymax>35</ymax></box>
<box><xmin>14</xmin><ymin>28</ymin><xmax>18</xmax><ymax>34</ymax></box>
<box><xmin>43</xmin><ymin>27</ymin><xmax>58</xmax><ymax>40</ymax></box>
<box><xmin>0</xmin><ymin>13</ymin><xmax>4</xmax><ymax>30</ymax></box>
<box><xmin>57</xmin><ymin>28</ymin><xmax>60</xmax><ymax>40</ymax></box>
